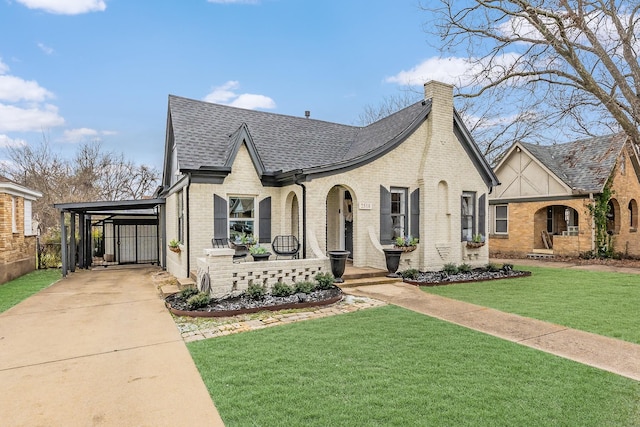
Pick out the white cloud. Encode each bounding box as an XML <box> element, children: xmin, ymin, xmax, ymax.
<box><xmin>37</xmin><ymin>42</ymin><xmax>54</xmax><ymax>55</ymax></box>
<box><xmin>0</xmin><ymin>58</ymin><xmax>8</xmax><ymax>75</ymax></box>
<box><xmin>61</xmin><ymin>128</ymin><xmax>117</xmax><ymax>143</ymax></box>
<box><xmin>17</xmin><ymin>0</ymin><xmax>106</xmax><ymax>15</ymax></box>
<box><xmin>0</xmin><ymin>134</ymin><xmax>27</xmax><ymax>148</ymax></box>
<box><xmin>0</xmin><ymin>103</ymin><xmax>64</xmax><ymax>132</ymax></box>
<box><xmin>203</xmin><ymin>81</ymin><xmax>276</xmax><ymax>110</ymax></box>
<box><xmin>62</xmin><ymin>127</ymin><xmax>98</xmax><ymax>142</ymax></box>
<box><xmin>386</xmin><ymin>54</ymin><xmax>521</xmax><ymax>88</ymax></box>
<box><xmin>0</xmin><ymin>75</ymin><xmax>54</xmax><ymax>102</ymax></box>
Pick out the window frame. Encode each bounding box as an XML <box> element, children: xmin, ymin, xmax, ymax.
<box><xmin>390</xmin><ymin>187</ymin><xmax>408</xmax><ymax>240</ymax></box>
<box><xmin>177</xmin><ymin>191</ymin><xmax>184</xmax><ymax>244</ymax></box>
<box><xmin>228</xmin><ymin>195</ymin><xmax>256</xmax><ymax>241</ymax></box>
<box><xmin>461</xmin><ymin>191</ymin><xmax>476</xmax><ymax>241</ymax></box>
<box><xmin>494</xmin><ymin>204</ymin><xmax>508</xmax><ymax>235</ymax></box>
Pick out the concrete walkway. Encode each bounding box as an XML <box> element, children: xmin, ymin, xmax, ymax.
<box><xmin>0</xmin><ymin>266</ymin><xmax>224</xmax><ymax>427</ymax></box>
<box><xmin>344</xmin><ymin>281</ymin><xmax>640</xmax><ymax>382</ymax></box>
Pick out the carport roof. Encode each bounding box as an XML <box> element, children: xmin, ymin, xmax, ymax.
<box><xmin>54</xmin><ymin>198</ymin><xmax>165</xmax><ymax>214</ymax></box>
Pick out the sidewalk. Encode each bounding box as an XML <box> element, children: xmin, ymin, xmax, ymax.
<box><xmin>344</xmin><ymin>281</ymin><xmax>640</xmax><ymax>381</ymax></box>
<box><xmin>0</xmin><ymin>266</ymin><xmax>224</xmax><ymax>427</ymax></box>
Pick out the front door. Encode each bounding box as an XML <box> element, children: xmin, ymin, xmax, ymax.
<box><xmin>344</xmin><ymin>190</ymin><xmax>353</xmax><ymax>258</ymax></box>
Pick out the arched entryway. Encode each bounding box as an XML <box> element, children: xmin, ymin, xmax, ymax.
<box><xmin>534</xmin><ymin>205</ymin><xmax>580</xmax><ymax>249</ymax></box>
<box><xmin>326</xmin><ymin>185</ymin><xmax>356</xmax><ymax>259</ymax></box>
<box><xmin>284</xmin><ymin>191</ymin><xmax>300</xmax><ymax>237</ymax></box>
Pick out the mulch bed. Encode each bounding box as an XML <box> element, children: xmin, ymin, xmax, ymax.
<box><xmin>404</xmin><ymin>268</ymin><xmax>531</xmax><ymax>287</ymax></box>
<box><xmin>166</xmin><ymin>287</ymin><xmax>343</xmax><ymax>318</ymax></box>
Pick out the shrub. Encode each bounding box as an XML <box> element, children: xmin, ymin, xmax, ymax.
<box><xmin>271</xmin><ymin>282</ymin><xmax>294</xmax><ymax>297</ymax></box>
<box><xmin>458</xmin><ymin>263</ymin><xmax>472</xmax><ymax>273</ymax></box>
<box><xmin>294</xmin><ymin>281</ymin><xmax>315</xmax><ymax>294</ymax></box>
<box><xmin>501</xmin><ymin>263</ymin><xmax>513</xmax><ymax>272</ymax></box>
<box><xmin>400</xmin><ymin>269</ymin><xmax>420</xmax><ymax>280</ymax></box>
<box><xmin>246</xmin><ymin>283</ymin><xmax>266</xmax><ymax>299</ymax></box>
<box><xmin>486</xmin><ymin>263</ymin><xmax>501</xmax><ymax>272</ymax></box>
<box><xmin>442</xmin><ymin>263</ymin><xmax>459</xmax><ymax>275</ymax></box>
<box><xmin>179</xmin><ymin>287</ymin><xmax>199</xmax><ymax>299</ymax></box>
<box><xmin>186</xmin><ymin>292</ymin><xmax>211</xmax><ymax>310</ymax></box>
<box><xmin>315</xmin><ymin>272</ymin><xmax>335</xmax><ymax>290</ymax></box>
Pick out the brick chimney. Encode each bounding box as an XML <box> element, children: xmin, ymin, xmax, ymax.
<box><xmin>424</xmin><ymin>80</ymin><xmax>453</xmax><ymax>126</ymax></box>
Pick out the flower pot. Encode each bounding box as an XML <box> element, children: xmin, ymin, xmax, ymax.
<box><xmin>383</xmin><ymin>248</ymin><xmax>404</xmax><ymax>278</ymax></box>
<box><xmin>327</xmin><ymin>250</ymin><xmax>350</xmax><ymax>283</ymax></box>
<box><xmin>169</xmin><ymin>246</ymin><xmax>181</xmax><ymax>253</ymax></box>
<box><xmin>394</xmin><ymin>245</ymin><xmax>416</xmax><ymax>253</ymax></box>
<box><xmin>251</xmin><ymin>252</ymin><xmax>271</xmax><ymax>261</ymax></box>
<box><xmin>466</xmin><ymin>241</ymin><xmax>485</xmax><ymax>249</ymax></box>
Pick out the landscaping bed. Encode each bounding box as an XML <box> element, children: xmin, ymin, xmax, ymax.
<box><xmin>401</xmin><ymin>263</ymin><xmax>530</xmax><ymax>286</ymax></box>
<box><xmin>165</xmin><ymin>272</ymin><xmax>343</xmax><ymax>318</ymax></box>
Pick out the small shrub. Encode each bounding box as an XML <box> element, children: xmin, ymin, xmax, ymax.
<box><xmin>186</xmin><ymin>292</ymin><xmax>211</xmax><ymax>310</ymax></box>
<box><xmin>294</xmin><ymin>281</ymin><xmax>315</xmax><ymax>294</ymax></box>
<box><xmin>246</xmin><ymin>283</ymin><xmax>266</xmax><ymax>299</ymax></box>
<box><xmin>442</xmin><ymin>263</ymin><xmax>459</xmax><ymax>275</ymax></box>
<box><xmin>501</xmin><ymin>263</ymin><xmax>513</xmax><ymax>272</ymax></box>
<box><xmin>315</xmin><ymin>272</ymin><xmax>335</xmax><ymax>290</ymax></box>
<box><xmin>458</xmin><ymin>263</ymin><xmax>472</xmax><ymax>273</ymax></box>
<box><xmin>272</xmin><ymin>282</ymin><xmax>294</xmax><ymax>297</ymax></box>
<box><xmin>400</xmin><ymin>269</ymin><xmax>420</xmax><ymax>280</ymax></box>
<box><xmin>179</xmin><ymin>287</ymin><xmax>199</xmax><ymax>299</ymax></box>
<box><xmin>486</xmin><ymin>263</ymin><xmax>501</xmax><ymax>272</ymax></box>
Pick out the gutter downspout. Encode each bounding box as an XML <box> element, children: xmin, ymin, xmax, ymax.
<box><xmin>294</xmin><ymin>173</ymin><xmax>307</xmax><ymax>259</ymax></box>
<box><xmin>186</xmin><ymin>180</ymin><xmax>191</xmax><ymax>278</ymax></box>
<box><xmin>590</xmin><ymin>192</ymin><xmax>596</xmax><ymax>252</ymax></box>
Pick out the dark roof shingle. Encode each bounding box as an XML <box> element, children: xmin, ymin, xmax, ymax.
<box><xmin>521</xmin><ymin>132</ymin><xmax>627</xmax><ymax>193</ymax></box>
<box><xmin>168</xmin><ymin>95</ymin><xmax>430</xmax><ymax>173</ymax></box>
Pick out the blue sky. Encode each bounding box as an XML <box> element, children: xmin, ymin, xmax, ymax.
<box><xmin>0</xmin><ymin>0</ymin><xmax>466</xmax><ymax>171</ymax></box>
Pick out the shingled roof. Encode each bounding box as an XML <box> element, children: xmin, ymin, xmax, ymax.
<box><xmin>167</xmin><ymin>95</ymin><xmax>431</xmax><ymax>174</ymax></box>
<box><xmin>520</xmin><ymin>132</ymin><xmax>628</xmax><ymax>193</ymax></box>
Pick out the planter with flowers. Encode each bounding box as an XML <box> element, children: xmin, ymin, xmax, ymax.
<box><xmin>466</xmin><ymin>234</ymin><xmax>485</xmax><ymax>249</ymax></box>
<box><xmin>169</xmin><ymin>239</ymin><xmax>181</xmax><ymax>253</ymax></box>
<box><xmin>249</xmin><ymin>244</ymin><xmax>272</xmax><ymax>261</ymax></box>
<box><xmin>394</xmin><ymin>236</ymin><xmax>419</xmax><ymax>252</ymax></box>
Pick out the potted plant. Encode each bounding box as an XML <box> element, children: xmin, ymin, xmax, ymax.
<box><xmin>394</xmin><ymin>235</ymin><xmax>419</xmax><ymax>252</ymax></box>
<box><xmin>168</xmin><ymin>239</ymin><xmax>181</xmax><ymax>253</ymax></box>
<box><xmin>466</xmin><ymin>234</ymin><xmax>485</xmax><ymax>249</ymax></box>
<box><xmin>249</xmin><ymin>244</ymin><xmax>271</xmax><ymax>261</ymax></box>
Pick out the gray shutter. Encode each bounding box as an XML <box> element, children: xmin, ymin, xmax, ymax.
<box><xmin>259</xmin><ymin>197</ymin><xmax>271</xmax><ymax>244</ymax></box>
<box><xmin>213</xmin><ymin>194</ymin><xmax>227</xmax><ymax>239</ymax></box>
<box><xmin>410</xmin><ymin>188</ymin><xmax>420</xmax><ymax>239</ymax></box>
<box><xmin>380</xmin><ymin>186</ymin><xmax>392</xmax><ymax>244</ymax></box>
<box><xmin>461</xmin><ymin>195</ymin><xmax>465</xmax><ymax>241</ymax></box>
<box><xmin>478</xmin><ymin>193</ymin><xmax>486</xmax><ymax>237</ymax></box>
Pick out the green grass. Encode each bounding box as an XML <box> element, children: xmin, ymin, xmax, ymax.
<box><xmin>0</xmin><ymin>269</ymin><xmax>61</xmax><ymax>313</ymax></box>
<box><xmin>422</xmin><ymin>266</ymin><xmax>640</xmax><ymax>344</ymax></box>
<box><xmin>188</xmin><ymin>306</ymin><xmax>640</xmax><ymax>426</ymax></box>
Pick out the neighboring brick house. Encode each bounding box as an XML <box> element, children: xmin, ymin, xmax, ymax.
<box><xmin>489</xmin><ymin>133</ymin><xmax>640</xmax><ymax>258</ymax></box>
<box><xmin>0</xmin><ymin>176</ymin><xmax>42</xmax><ymax>284</ymax></box>
<box><xmin>158</xmin><ymin>81</ymin><xmax>499</xmax><ymax>291</ymax></box>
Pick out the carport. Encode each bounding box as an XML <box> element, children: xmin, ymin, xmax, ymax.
<box><xmin>55</xmin><ymin>199</ymin><xmax>165</xmax><ymax>277</ymax></box>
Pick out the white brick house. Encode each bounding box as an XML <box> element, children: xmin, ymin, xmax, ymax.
<box><xmin>158</xmin><ymin>81</ymin><xmax>498</xmax><ymax>290</ymax></box>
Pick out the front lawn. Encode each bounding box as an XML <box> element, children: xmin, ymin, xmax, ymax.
<box><xmin>0</xmin><ymin>269</ymin><xmax>61</xmax><ymax>313</ymax></box>
<box><xmin>189</xmin><ymin>306</ymin><xmax>640</xmax><ymax>426</ymax></box>
<box><xmin>422</xmin><ymin>266</ymin><xmax>640</xmax><ymax>344</ymax></box>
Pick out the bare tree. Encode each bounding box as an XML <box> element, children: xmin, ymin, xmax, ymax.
<box><xmin>1</xmin><ymin>138</ymin><xmax>159</xmax><ymax>235</ymax></box>
<box><xmin>423</xmin><ymin>0</ymin><xmax>640</xmax><ymax>145</ymax></box>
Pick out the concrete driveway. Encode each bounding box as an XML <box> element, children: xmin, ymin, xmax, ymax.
<box><xmin>0</xmin><ymin>266</ymin><xmax>224</xmax><ymax>427</ymax></box>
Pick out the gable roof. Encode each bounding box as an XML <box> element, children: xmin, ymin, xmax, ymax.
<box><xmin>519</xmin><ymin>132</ymin><xmax>628</xmax><ymax>193</ymax></box>
<box><xmin>0</xmin><ymin>175</ymin><xmax>42</xmax><ymax>200</ymax></box>
<box><xmin>165</xmin><ymin>94</ymin><xmax>498</xmax><ymax>187</ymax></box>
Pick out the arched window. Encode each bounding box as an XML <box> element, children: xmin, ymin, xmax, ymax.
<box><xmin>629</xmin><ymin>199</ymin><xmax>638</xmax><ymax>230</ymax></box>
<box><xmin>607</xmin><ymin>199</ymin><xmax>621</xmax><ymax>234</ymax></box>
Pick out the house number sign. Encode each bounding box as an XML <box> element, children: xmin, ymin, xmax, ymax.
<box><xmin>359</xmin><ymin>202</ymin><xmax>373</xmax><ymax>210</ymax></box>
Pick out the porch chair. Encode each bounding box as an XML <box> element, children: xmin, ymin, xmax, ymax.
<box><xmin>271</xmin><ymin>235</ymin><xmax>300</xmax><ymax>259</ymax></box>
<box><xmin>211</xmin><ymin>238</ymin><xmax>248</xmax><ymax>262</ymax></box>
